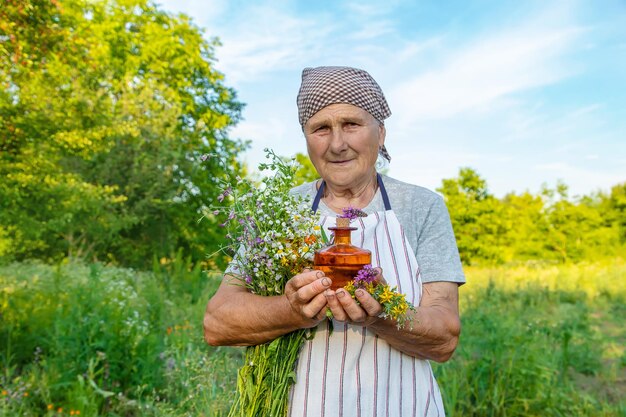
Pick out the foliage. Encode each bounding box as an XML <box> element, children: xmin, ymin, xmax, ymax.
<box><xmin>438</xmin><ymin>168</ymin><xmax>512</xmax><ymax>264</ymax></box>
<box><xmin>439</xmin><ymin>168</ymin><xmax>623</xmax><ymax>266</ymax></box>
<box><xmin>2</xmin><ymin>259</ymin><xmax>625</xmax><ymax>416</ymax></box>
<box><xmin>0</xmin><ymin>258</ymin><xmax>240</xmax><ymax>417</ymax></box>
<box><xmin>433</xmin><ymin>259</ymin><xmax>626</xmax><ymax>416</ymax></box>
<box><xmin>0</xmin><ymin>0</ymin><xmax>246</xmax><ymax>268</ymax></box>
<box><xmin>292</xmin><ymin>152</ymin><xmax>319</xmax><ymax>185</ymax></box>
<box><xmin>607</xmin><ymin>182</ymin><xmax>626</xmax><ymax>243</ymax></box>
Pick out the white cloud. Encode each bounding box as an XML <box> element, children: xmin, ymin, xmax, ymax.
<box><xmin>198</xmin><ymin>5</ymin><xmax>341</xmax><ymax>85</ymax></box>
<box><xmin>388</xmin><ymin>24</ymin><xmax>584</xmax><ymax>126</ymax></box>
<box><xmin>156</xmin><ymin>0</ymin><xmax>227</xmax><ymax>26</ymax></box>
<box><xmin>348</xmin><ymin>21</ymin><xmax>394</xmax><ymax>40</ymax></box>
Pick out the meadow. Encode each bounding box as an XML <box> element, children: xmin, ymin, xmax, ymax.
<box><xmin>2</xmin><ymin>2</ymin><xmax>625</xmax><ymax>416</ymax></box>
<box><xmin>1</xmin><ymin>257</ymin><xmax>625</xmax><ymax>417</ymax></box>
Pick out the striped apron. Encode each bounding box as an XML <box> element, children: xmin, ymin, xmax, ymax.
<box><xmin>288</xmin><ymin>174</ymin><xmax>445</xmax><ymax>417</ymax></box>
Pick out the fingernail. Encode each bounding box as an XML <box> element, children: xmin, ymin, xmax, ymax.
<box><xmin>317</xmin><ymin>271</ymin><xmax>325</xmax><ymax>278</ymax></box>
<box><xmin>322</xmin><ymin>277</ymin><xmax>330</xmax><ymax>287</ymax></box>
<box><xmin>337</xmin><ymin>290</ymin><xmax>345</xmax><ymax>298</ymax></box>
<box><xmin>356</xmin><ymin>289</ymin><xmax>364</xmax><ymax>297</ymax></box>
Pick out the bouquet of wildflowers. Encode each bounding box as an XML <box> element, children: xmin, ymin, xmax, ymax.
<box><xmin>209</xmin><ymin>149</ymin><xmax>324</xmax><ymax>417</ymax></box>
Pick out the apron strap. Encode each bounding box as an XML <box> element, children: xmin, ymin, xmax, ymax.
<box><xmin>311</xmin><ymin>174</ymin><xmax>392</xmax><ymax>212</ymax></box>
<box><xmin>311</xmin><ymin>180</ymin><xmax>326</xmax><ymax>212</ymax></box>
<box><xmin>377</xmin><ymin>173</ymin><xmax>392</xmax><ymax>211</ymax></box>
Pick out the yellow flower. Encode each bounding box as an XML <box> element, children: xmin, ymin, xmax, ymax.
<box><xmin>48</xmin><ymin>404</ymin><xmax>54</xmax><ymax>410</ymax></box>
<box><xmin>378</xmin><ymin>286</ymin><xmax>394</xmax><ymax>304</ymax></box>
<box><xmin>391</xmin><ymin>302</ymin><xmax>408</xmax><ymax>318</ymax></box>
<box><xmin>313</xmin><ymin>225</ymin><xmax>321</xmax><ymax>231</ymax></box>
<box><xmin>344</xmin><ymin>281</ymin><xmax>355</xmax><ymax>293</ymax></box>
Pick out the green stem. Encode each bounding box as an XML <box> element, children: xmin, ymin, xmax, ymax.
<box><xmin>228</xmin><ymin>330</ymin><xmax>308</xmax><ymax>417</ymax></box>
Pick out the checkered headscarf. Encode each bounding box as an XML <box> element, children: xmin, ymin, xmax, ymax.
<box><xmin>297</xmin><ymin>66</ymin><xmax>391</xmax><ymax>127</ymax></box>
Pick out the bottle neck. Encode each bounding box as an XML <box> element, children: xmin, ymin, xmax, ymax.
<box><xmin>333</xmin><ymin>227</ymin><xmax>352</xmax><ymax>245</ymax></box>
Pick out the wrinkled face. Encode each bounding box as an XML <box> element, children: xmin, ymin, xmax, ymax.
<box><xmin>304</xmin><ymin>103</ymin><xmax>385</xmax><ymax>190</ymax></box>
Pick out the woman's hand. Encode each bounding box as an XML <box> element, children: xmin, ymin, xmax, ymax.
<box><xmin>323</xmin><ymin>269</ymin><xmax>461</xmax><ymax>362</ymax></box>
<box><xmin>324</xmin><ymin>267</ymin><xmax>385</xmax><ymax>326</ymax></box>
<box><xmin>203</xmin><ymin>269</ymin><xmax>331</xmax><ymax>346</ymax></box>
<box><xmin>284</xmin><ymin>269</ymin><xmax>333</xmax><ymax>328</ymax></box>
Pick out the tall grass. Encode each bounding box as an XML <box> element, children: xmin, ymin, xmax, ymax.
<box><xmin>1</xmin><ymin>258</ymin><xmax>625</xmax><ymax>416</ymax></box>
<box><xmin>434</xmin><ymin>259</ymin><xmax>626</xmax><ymax>416</ymax></box>
<box><xmin>0</xmin><ymin>257</ymin><xmax>241</xmax><ymax>416</ymax></box>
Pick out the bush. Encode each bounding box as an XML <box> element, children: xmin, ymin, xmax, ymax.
<box><xmin>0</xmin><ymin>260</ymin><xmax>240</xmax><ymax>416</ymax></box>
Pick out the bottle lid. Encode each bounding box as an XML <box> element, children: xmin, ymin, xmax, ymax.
<box><xmin>336</xmin><ymin>217</ymin><xmax>350</xmax><ymax>227</ymax></box>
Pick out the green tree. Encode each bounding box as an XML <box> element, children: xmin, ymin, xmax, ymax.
<box><xmin>607</xmin><ymin>182</ymin><xmax>626</xmax><ymax>243</ymax></box>
<box><xmin>0</xmin><ymin>0</ymin><xmax>246</xmax><ymax>267</ymax></box>
<box><xmin>438</xmin><ymin>168</ymin><xmax>512</xmax><ymax>265</ymax></box>
<box><xmin>293</xmin><ymin>152</ymin><xmax>319</xmax><ymax>185</ymax></box>
<box><xmin>540</xmin><ymin>184</ymin><xmax>619</xmax><ymax>262</ymax></box>
<box><xmin>501</xmin><ymin>191</ymin><xmax>547</xmax><ymax>260</ymax></box>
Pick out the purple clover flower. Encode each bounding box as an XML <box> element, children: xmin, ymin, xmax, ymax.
<box><xmin>340</xmin><ymin>206</ymin><xmax>368</xmax><ymax>220</ymax></box>
<box><xmin>217</xmin><ymin>187</ymin><xmax>232</xmax><ymax>202</ymax></box>
<box><xmin>354</xmin><ymin>264</ymin><xmax>378</xmax><ymax>285</ymax></box>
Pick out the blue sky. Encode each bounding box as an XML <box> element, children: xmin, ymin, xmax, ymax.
<box><xmin>158</xmin><ymin>0</ymin><xmax>626</xmax><ymax>197</ymax></box>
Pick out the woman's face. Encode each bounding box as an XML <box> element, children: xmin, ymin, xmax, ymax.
<box><xmin>304</xmin><ymin>103</ymin><xmax>385</xmax><ymax>190</ymax></box>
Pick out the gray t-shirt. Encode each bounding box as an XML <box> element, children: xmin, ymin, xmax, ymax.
<box><xmin>291</xmin><ymin>174</ymin><xmax>465</xmax><ymax>284</ymax></box>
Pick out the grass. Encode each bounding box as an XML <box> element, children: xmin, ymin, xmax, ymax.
<box><xmin>434</xmin><ymin>259</ymin><xmax>626</xmax><ymax>416</ymax></box>
<box><xmin>1</xmin><ymin>258</ymin><xmax>625</xmax><ymax>416</ymax></box>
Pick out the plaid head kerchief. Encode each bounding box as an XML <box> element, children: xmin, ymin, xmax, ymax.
<box><xmin>297</xmin><ymin>66</ymin><xmax>391</xmax><ymax>128</ymax></box>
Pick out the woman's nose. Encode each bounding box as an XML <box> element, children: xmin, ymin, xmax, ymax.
<box><xmin>329</xmin><ymin>128</ymin><xmax>348</xmax><ymax>153</ymax></box>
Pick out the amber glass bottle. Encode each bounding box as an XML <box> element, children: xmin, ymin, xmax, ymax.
<box><xmin>314</xmin><ymin>218</ymin><xmax>372</xmax><ymax>290</ymax></box>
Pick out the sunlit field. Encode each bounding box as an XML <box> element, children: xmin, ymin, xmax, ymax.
<box><xmin>1</xmin><ymin>258</ymin><xmax>624</xmax><ymax>416</ymax></box>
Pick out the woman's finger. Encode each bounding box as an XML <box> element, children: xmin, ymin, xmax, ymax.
<box><xmin>355</xmin><ymin>288</ymin><xmax>383</xmax><ymax>317</ymax></box>
<box><xmin>301</xmin><ymin>292</ymin><xmax>329</xmax><ymax>320</ymax></box>
<box><xmin>324</xmin><ymin>289</ymin><xmax>349</xmax><ymax>321</ymax></box>
<box><xmin>335</xmin><ymin>289</ymin><xmax>368</xmax><ymax>322</ymax></box>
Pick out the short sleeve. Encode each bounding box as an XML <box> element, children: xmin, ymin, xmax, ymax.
<box><xmin>415</xmin><ymin>196</ymin><xmax>465</xmax><ymax>284</ymax></box>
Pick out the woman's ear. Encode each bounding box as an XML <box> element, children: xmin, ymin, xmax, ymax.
<box><xmin>378</xmin><ymin>123</ymin><xmax>386</xmax><ymax>147</ymax></box>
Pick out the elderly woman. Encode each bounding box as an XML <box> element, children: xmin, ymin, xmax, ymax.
<box><xmin>204</xmin><ymin>66</ymin><xmax>465</xmax><ymax>416</ymax></box>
